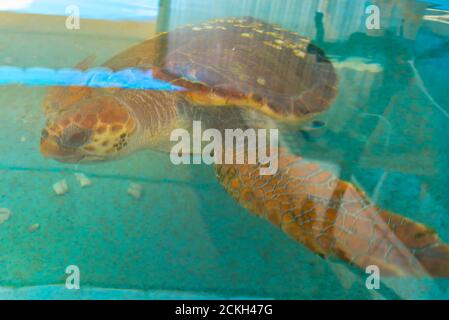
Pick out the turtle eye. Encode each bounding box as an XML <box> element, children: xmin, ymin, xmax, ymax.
<box><xmin>60</xmin><ymin>125</ymin><xmax>91</xmax><ymax>148</ymax></box>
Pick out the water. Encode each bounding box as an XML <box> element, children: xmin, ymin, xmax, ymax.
<box><xmin>0</xmin><ymin>0</ymin><xmax>448</xmax><ymax>300</ymax></box>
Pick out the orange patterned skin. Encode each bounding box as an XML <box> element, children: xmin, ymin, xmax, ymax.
<box><xmin>216</xmin><ymin>148</ymin><xmax>449</xmax><ymax>277</ymax></box>
<box><xmin>41</xmin><ymin>87</ymin><xmax>137</xmax><ymax>162</ymax></box>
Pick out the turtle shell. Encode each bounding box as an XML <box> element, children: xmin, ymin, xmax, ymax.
<box><xmin>105</xmin><ymin>17</ymin><xmax>338</xmax><ymax>122</ymax></box>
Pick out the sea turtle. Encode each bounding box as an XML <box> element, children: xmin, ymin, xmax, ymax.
<box><xmin>40</xmin><ymin>17</ymin><xmax>449</xmax><ymax>277</ymax></box>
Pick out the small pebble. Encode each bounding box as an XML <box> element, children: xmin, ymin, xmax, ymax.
<box><xmin>127</xmin><ymin>183</ymin><xmax>143</xmax><ymax>199</ymax></box>
<box><xmin>28</xmin><ymin>223</ymin><xmax>40</xmax><ymax>232</ymax></box>
<box><xmin>74</xmin><ymin>173</ymin><xmax>92</xmax><ymax>188</ymax></box>
<box><xmin>53</xmin><ymin>179</ymin><xmax>69</xmax><ymax>195</ymax></box>
<box><xmin>0</xmin><ymin>208</ymin><xmax>11</xmax><ymax>225</ymax></box>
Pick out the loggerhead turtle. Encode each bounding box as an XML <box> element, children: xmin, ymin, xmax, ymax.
<box><xmin>40</xmin><ymin>17</ymin><xmax>449</xmax><ymax>277</ymax></box>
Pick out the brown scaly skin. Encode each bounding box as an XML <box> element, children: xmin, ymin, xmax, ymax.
<box><xmin>216</xmin><ymin>148</ymin><xmax>449</xmax><ymax>277</ymax></box>
<box><xmin>39</xmin><ymin>17</ymin><xmax>449</xmax><ymax>277</ymax></box>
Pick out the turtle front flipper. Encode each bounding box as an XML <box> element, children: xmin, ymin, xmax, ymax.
<box><xmin>215</xmin><ymin>148</ymin><xmax>449</xmax><ymax>277</ymax></box>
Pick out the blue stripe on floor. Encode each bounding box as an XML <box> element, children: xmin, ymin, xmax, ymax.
<box><xmin>0</xmin><ymin>66</ymin><xmax>183</xmax><ymax>90</ymax></box>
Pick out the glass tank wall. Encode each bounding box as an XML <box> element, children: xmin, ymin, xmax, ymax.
<box><xmin>0</xmin><ymin>0</ymin><xmax>448</xmax><ymax>299</ymax></box>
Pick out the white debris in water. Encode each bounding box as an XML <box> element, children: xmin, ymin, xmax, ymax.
<box><xmin>20</xmin><ymin>136</ymin><xmax>26</xmax><ymax>143</ymax></box>
<box><xmin>0</xmin><ymin>208</ymin><xmax>11</xmax><ymax>225</ymax></box>
<box><xmin>127</xmin><ymin>183</ymin><xmax>143</xmax><ymax>199</ymax></box>
<box><xmin>28</xmin><ymin>223</ymin><xmax>40</xmax><ymax>232</ymax></box>
<box><xmin>74</xmin><ymin>173</ymin><xmax>92</xmax><ymax>188</ymax></box>
<box><xmin>53</xmin><ymin>179</ymin><xmax>69</xmax><ymax>195</ymax></box>
<box><xmin>332</xmin><ymin>58</ymin><xmax>383</xmax><ymax>73</ymax></box>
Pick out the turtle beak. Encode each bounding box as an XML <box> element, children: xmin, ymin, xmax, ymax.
<box><xmin>40</xmin><ymin>137</ymin><xmax>62</xmax><ymax>158</ymax></box>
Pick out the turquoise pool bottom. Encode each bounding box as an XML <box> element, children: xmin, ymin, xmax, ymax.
<box><xmin>0</xmin><ymin>285</ymin><xmax>260</xmax><ymax>300</ymax></box>
<box><xmin>1</xmin><ymin>280</ymin><xmax>449</xmax><ymax>300</ymax></box>
<box><xmin>0</xmin><ymin>283</ymin><xmax>445</xmax><ymax>300</ymax></box>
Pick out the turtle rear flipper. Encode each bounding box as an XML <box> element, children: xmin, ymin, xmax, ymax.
<box><xmin>215</xmin><ymin>148</ymin><xmax>449</xmax><ymax>277</ymax></box>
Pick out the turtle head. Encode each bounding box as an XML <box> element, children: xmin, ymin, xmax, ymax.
<box><xmin>40</xmin><ymin>92</ymin><xmax>138</xmax><ymax>163</ymax></box>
